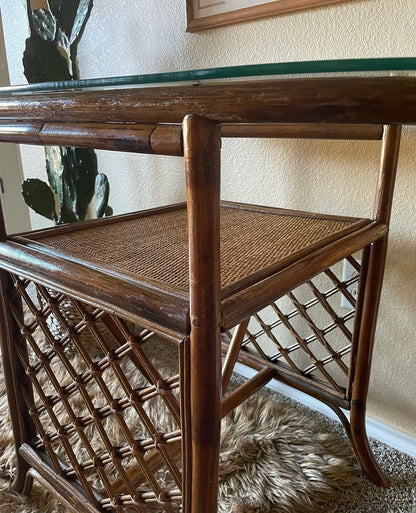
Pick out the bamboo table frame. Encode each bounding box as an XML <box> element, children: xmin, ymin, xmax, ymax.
<box><xmin>0</xmin><ymin>75</ymin><xmax>412</xmax><ymax>513</ymax></box>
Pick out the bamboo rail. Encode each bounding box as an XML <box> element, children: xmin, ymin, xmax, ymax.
<box><xmin>0</xmin><ymin>122</ymin><xmax>382</xmax><ymax>158</ymax></box>
<box><xmin>0</xmin><ymin>78</ymin><xmax>415</xmax><ymax>125</ymax></box>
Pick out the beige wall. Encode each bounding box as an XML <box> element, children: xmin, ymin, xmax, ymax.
<box><xmin>0</xmin><ymin>14</ymin><xmax>30</xmax><ymax>233</ymax></box>
<box><xmin>1</xmin><ymin>0</ymin><xmax>415</xmax><ymax>436</ymax></box>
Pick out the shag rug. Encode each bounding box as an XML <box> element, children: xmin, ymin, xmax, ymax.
<box><xmin>0</xmin><ymin>337</ymin><xmax>360</xmax><ymax>513</ymax></box>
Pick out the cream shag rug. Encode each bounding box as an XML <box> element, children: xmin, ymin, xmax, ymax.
<box><xmin>0</xmin><ymin>338</ymin><xmax>360</xmax><ymax>513</ymax></box>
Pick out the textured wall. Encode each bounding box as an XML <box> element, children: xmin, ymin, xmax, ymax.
<box><xmin>1</xmin><ymin>0</ymin><xmax>416</xmax><ymax>436</ymax></box>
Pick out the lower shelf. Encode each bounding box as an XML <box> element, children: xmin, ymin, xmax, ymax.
<box><xmin>0</xmin><ymin>201</ymin><xmax>383</xmax><ymax>336</ymax></box>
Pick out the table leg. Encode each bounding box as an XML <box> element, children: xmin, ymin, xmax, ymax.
<box><xmin>0</xmin><ymin>272</ymin><xmax>36</xmax><ymax>494</ymax></box>
<box><xmin>183</xmin><ymin>114</ymin><xmax>222</xmax><ymax>513</ymax></box>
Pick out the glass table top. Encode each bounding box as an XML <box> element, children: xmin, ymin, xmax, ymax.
<box><xmin>1</xmin><ymin>57</ymin><xmax>416</xmax><ymax>95</ymax></box>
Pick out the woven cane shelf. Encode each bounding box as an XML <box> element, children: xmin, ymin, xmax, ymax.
<box><xmin>0</xmin><ymin>60</ymin><xmax>413</xmax><ymax>513</ymax></box>
<box><xmin>3</xmin><ymin>202</ymin><xmax>379</xmax><ymax>338</ymax></box>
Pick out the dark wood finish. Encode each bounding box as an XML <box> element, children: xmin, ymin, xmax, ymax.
<box><xmin>27</xmin><ymin>469</ymin><xmax>82</xmax><ymax>513</ymax></box>
<box><xmin>0</xmin><ymin>184</ymin><xmax>7</xmax><ymax>242</ymax></box>
<box><xmin>221</xmin><ymin>222</ymin><xmax>387</xmax><ymax>330</ymax></box>
<box><xmin>350</xmin><ymin>239</ymin><xmax>390</xmax><ymax>486</ymax></box>
<box><xmin>1</xmin><ymin>77</ymin><xmax>416</xmax><ymax>125</ymax></box>
<box><xmin>0</xmin><ymin>76</ymin><xmax>408</xmax><ymax>511</ymax></box>
<box><xmin>109</xmin><ymin>441</ymin><xmax>182</xmax><ymax>494</ymax></box>
<box><xmin>349</xmin><ymin>125</ymin><xmax>402</xmax><ymax>487</ymax></box>
<box><xmin>150</xmin><ymin>124</ymin><xmax>183</xmax><ymax>156</ymax></box>
<box><xmin>183</xmin><ymin>115</ymin><xmax>222</xmax><ymax>513</ymax></box>
<box><xmin>179</xmin><ymin>337</ymin><xmax>191</xmax><ymax>513</ymax></box>
<box><xmin>220</xmin><ymin>200</ymin><xmax>365</xmax><ymax>223</ymax></box>
<box><xmin>221</xmin><ymin>123</ymin><xmax>384</xmax><ymax>140</ymax></box>
<box><xmin>222</xmin><ymin>368</ymin><xmax>276</xmax><ymax>417</ymax></box>
<box><xmin>0</xmin><ymin>122</ymin><xmax>381</xmax><ymax>157</ymax></box>
<box><xmin>222</xmin><ymin>319</ymin><xmax>250</xmax><ymax>393</ymax></box>
<box><xmin>16</xmin><ymin>202</ymin><xmax>187</xmax><ymax>239</ymax></box>
<box><xmin>0</xmin><ymin>121</ymin><xmax>183</xmax><ymax>156</ymax></box>
<box><xmin>0</xmin><ymin>272</ymin><xmax>36</xmax><ymax>494</ymax></box>
<box><xmin>0</xmin><ymin>240</ymin><xmax>189</xmax><ymax>340</ymax></box>
<box><xmin>220</xmin><ymin>215</ymin><xmax>372</xmax><ymax>299</ymax></box>
<box><xmin>20</xmin><ymin>444</ymin><xmax>102</xmax><ymax>513</ymax></box>
<box><xmin>222</xmin><ymin>339</ymin><xmax>350</xmax><ymax>409</ymax></box>
<box><xmin>2</xmin><ymin>200</ymin><xmax>376</xmax><ymax>342</ymax></box>
<box><xmin>373</xmin><ymin>125</ymin><xmax>403</xmax><ymax>225</ymax></box>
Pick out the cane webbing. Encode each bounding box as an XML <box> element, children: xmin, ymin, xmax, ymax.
<box><xmin>31</xmin><ymin>206</ymin><xmax>360</xmax><ymax>291</ymax></box>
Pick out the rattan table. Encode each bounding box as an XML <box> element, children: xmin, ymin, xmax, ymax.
<box><xmin>0</xmin><ymin>58</ymin><xmax>414</xmax><ymax>513</ymax></box>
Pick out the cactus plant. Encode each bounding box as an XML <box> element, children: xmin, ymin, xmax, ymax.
<box><xmin>21</xmin><ymin>0</ymin><xmax>112</xmax><ymax>224</ymax></box>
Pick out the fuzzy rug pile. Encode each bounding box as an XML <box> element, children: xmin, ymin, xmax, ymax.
<box><xmin>0</xmin><ymin>337</ymin><xmax>360</xmax><ymax>513</ymax></box>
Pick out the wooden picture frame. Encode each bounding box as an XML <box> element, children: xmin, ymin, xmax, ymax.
<box><xmin>186</xmin><ymin>0</ymin><xmax>353</xmax><ymax>32</ymax></box>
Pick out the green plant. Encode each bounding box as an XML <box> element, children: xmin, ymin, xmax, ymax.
<box><xmin>21</xmin><ymin>0</ymin><xmax>112</xmax><ymax>224</ymax></box>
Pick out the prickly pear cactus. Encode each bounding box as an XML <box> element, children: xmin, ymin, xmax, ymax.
<box><xmin>21</xmin><ymin>0</ymin><xmax>112</xmax><ymax>224</ymax></box>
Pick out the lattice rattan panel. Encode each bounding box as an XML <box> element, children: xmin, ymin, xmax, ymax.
<box><xmin>8</xmin><ymin>274</ymin><xmax>182</xmax><ymax>513</ymax></box>
<box><xmin>227</xmin><ymin>255</ymin><xmax>362</xmax><ymax>399</ymax></box>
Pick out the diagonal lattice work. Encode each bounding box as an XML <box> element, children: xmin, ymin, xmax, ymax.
<box><xmin>8</xmin><ymin>274</ymin><xmax>182</xmax><ymax>513</ymax></box>
<box><xmin>229</xmin><ymin>255</ymin><xmax>362</xmax><ymax>399</ymax></box>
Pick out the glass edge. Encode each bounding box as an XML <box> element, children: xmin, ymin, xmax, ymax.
<box><xmin>1</xmin><ymin>57</ymin><xmax>416</xmax><ymax>95</ymax></box>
